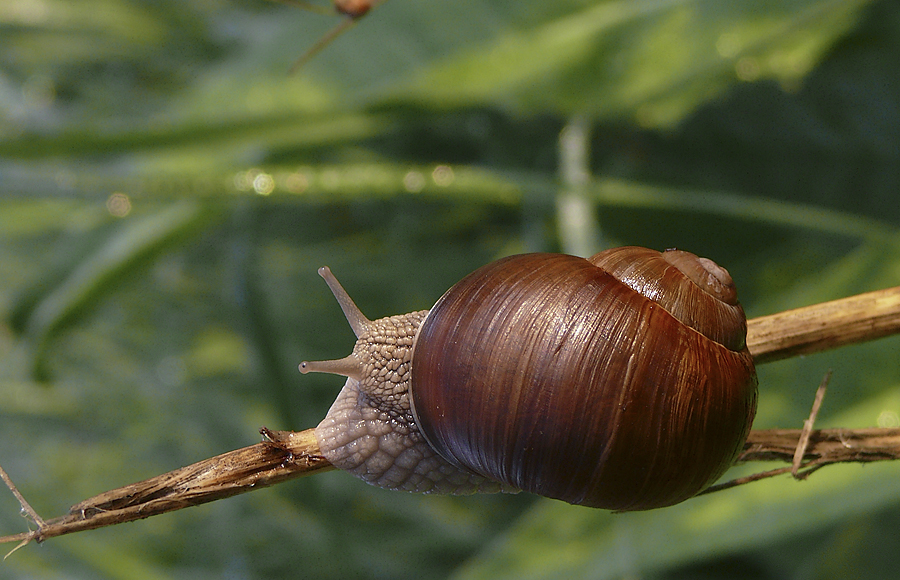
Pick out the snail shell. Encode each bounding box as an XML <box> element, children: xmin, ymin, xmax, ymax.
<box><xmin>302</xmin><ymin>247</ymin><xmax>758</xmax><ymax>511</ymax></box>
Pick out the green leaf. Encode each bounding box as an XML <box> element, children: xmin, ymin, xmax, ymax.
<box><xmin>12</xmin><ymin>201</ymin><xmax>218</xmax><ymax>380</ymax></box>
<box><xmin>385</xmin><ymin>0</ymin><xmax>872</xmax><ymax>125</ymax></box>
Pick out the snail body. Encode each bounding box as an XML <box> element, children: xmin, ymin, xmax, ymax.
<box><xmin>301</xmin><ymin>247</ymin><xmax>758</xmax><ymax>511</ymax></box>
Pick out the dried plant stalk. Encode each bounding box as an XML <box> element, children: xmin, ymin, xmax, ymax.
<box><xmin>0</xmin><ymin>429</ymin><xmax>333</xmax><ymax>549</ymax></box>
<box><xmin>2</xmin><ymin>286</ymin><xmax>900</xmax><ymax>549</ymax></box>
<box><xmin>746</xmin><ymin>285</ymin><xmax>900</xmax><ymax>363</ymax></box>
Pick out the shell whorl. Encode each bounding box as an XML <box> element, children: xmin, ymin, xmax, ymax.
<box><xmin>588</xmin><ymin>247</ymin><xmax>747</xmax><ymax>351</ymax></box>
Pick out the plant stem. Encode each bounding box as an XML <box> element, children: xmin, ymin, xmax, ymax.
<box><xmin>2</xmin><ymin>285</ymin><xmax>900</xmax><ymax>548</ymax></box>
<box><xmin>746</xmin><ymin>285</ymin><xmax>900</xmax><ymax>363</ymax></box>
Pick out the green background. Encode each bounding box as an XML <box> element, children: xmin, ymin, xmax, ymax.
<box><xmin>1</xmin><ymin>0</ymin><xmax>899</xmax><ymax>577</ymax></box>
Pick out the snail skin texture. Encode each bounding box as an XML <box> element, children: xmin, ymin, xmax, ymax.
<box><xmin>300</xmin><ymin>247</ymin><xmax>758</xmax><ymax>511</ymax></box>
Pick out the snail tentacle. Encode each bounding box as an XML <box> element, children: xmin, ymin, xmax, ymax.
<box><xmin>304</xmin><ymin>269</ymin><xmax>509</xmax><ymax>495</ymax></box>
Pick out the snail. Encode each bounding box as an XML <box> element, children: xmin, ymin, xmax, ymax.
<box><xmin>300</xmin><ymin>247</ymin><xmax>758</xmax><ymax>511</ymax></box>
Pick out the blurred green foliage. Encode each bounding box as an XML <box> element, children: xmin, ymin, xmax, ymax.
<box><xmin>1</xmin><ymin>0</ymin><xmax>899</xmax><ymax>578</ymax></box>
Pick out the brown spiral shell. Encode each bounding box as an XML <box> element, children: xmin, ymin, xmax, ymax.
<box><xmin>408</xmin><ymin>247</ymin><xmax>758</xmax><ymax>511</ymax></box>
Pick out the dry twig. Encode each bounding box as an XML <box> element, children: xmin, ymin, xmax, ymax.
<box><xmin>791</xmin><ymin>370</ymin><xmax>832</xmax><ymax>478</ymax></box>
<box><xmin>745</xmin><ymin>285</ymin><xmax>900</xmax><ymax>363</ymax></box>
<box><xmin>1</xmin><ymin>286</ymin><xmax>900</xmax><ymax>549</ymax></box>
<box><xmin>0</xmin><ymin>428</ymin><xmax>332</xmax><ymax>550</ymax></box>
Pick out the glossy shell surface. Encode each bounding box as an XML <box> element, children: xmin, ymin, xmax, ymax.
<box><xmin>409</xmin><ymin>248</ymin><xmax>758</xmax><ymax>511</ymax></box>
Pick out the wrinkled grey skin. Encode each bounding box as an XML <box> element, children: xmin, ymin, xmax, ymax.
<box><xmin>311</xmin><ymin>310</ymin><xmax>507</xmax><ymax>494</ymax></box>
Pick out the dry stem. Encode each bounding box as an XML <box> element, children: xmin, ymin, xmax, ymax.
<box><xmin>0</xmin><ymin>428</ymin><xmax>333</xmax><ymax>549</ymax></box>
<box><xmin>2</xmin><ymin>285</ymin><xmax>900</xmax><ymax>549</ymax></box>
<box><xmin>745</xmin><ymin>285</ymin><xmax>900</xmax><ymax>363</ymax></box>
